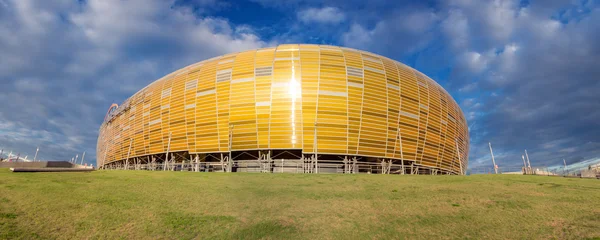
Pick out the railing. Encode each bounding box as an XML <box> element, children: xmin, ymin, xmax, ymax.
<box><xmin>101</xmin><ymin>159</ymin><xmax>460</xmax><ymax>175</ymax></box>
<box><xmin>468</xmin><ymin>166</ymin><xmax>600</xmax><ymax>179</ymax></box>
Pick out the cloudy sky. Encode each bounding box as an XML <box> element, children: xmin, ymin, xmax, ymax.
<box><xmin>0</xmin><ymin>0</ymin><xmax>598</xmax><ymax>169</ymax></box>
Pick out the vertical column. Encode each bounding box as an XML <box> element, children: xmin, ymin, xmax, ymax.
<box><xmin>315</xmin><ymin>45</ymin><xmax>348</xmax><ymax>154</ymax></box>
<box><xmin>195</xmin><ymin>59</ymin><xmax>219</xmax><ymax>153</ymax></box>
<box><xmin>184</xmin><ymin>63</ymin><xmax>201</xmax><ymax>152</ymax></box>
<box><xmin>229</xmin><ymin>50</ymin><xmax>258</xmax><ymax>150</ymax></box>
<box><xmin>436</xmin><ymin>88</ymin><xmax>449</xmax><ymax>170</ymax></box>
<box><xmin>341</xmin><ymin>48</ymin><xmax>364</xmax><ymax>155</ymax></box>
<box><xmin>216</xmin><ymin>54</ymin><xmax>235</xmax><ymax>152</ymax></box>
<box><xmin>148</xmin><ymin>78</ymin><xmax>165</xmax><ymax>154</ymax></box>
<box><xmin>382</xmin><ymin>58</ymin><xmax>400</xmax><ymax>159</ymax></box>
<box><xmin>300</xmin><ymin>45</ymin><xmax>320</xmax><ymax>153</ymax></box>
<box><xmin>254</xmin><ymin>48</ymin><xmax>276</xmax><ymax>149</ymax></box>
<box><xmin>109</xmin><ymin>116</ymin><xmax>121</xmax><ymax>162</ymax></box>
<box><xmin>121</xmin><ymin>99</ymin><xmax>132</xmax><ymax>161</ymax></box>
<box><xmin>397</xmin><ymin>63</ymin><xmax>419</xmax><ymax>162</ymax></box>
<box><xmin>357</xmin><ymin>52</ymin><xmax>387</xmax><ymax>157</ymax></box>
<box><xmin>142</xmin><ymin>87</ymin><xmax>153</xmax><ymax>155</ymax></box>
<box><xmin>133</xmin><ymin>92</ymin><xmax>144</xmax><ymax>156</ymax></box>
<box><xmin>421</xmin><ymin>75</ymin><xmax>442</xmax><ymax>167</ymax></box>
<box><xmin>169</xmin><ymin>70</ymin><xmax>187</xmax><ymax>152</ymax></box>
<box><xmin>160</xmin><ymin>77</ymin><xmax>173</xmax><ymax>152</ymax></box>
<box><xmin>446</xmin><ymin>99</ymin><xmax>460</xmax><ymax>173</ymax></box>
<box><xmin>270</xmin><ymin>44</ymin><xmax>300</xmax><ymax>149</ymax></box>
<box><xmin>457</xmin><ymin>108</ymin><xmax>469</xmax><ymax>173</ymax></box>
<box><xmin>414</xmin><ymin>72</ymin><xmax>430</xmax><ymax>165</ymax></box>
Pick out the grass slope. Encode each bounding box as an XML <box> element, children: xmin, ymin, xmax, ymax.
<box><xmin>1</xmin><ymin>169</ymin><xmax>599</xmax><ymax>239</ymax></box>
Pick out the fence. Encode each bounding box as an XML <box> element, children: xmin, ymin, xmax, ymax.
<box><xmin>468</xmin><ymin>165</ymin><xmax>600</xmax><ymax>179</ymax></box>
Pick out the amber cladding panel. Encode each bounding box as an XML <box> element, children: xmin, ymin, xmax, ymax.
<box><xmin>97</xmin><ymin>45</ymin><xmax>469</xmax><ymax>174</ymax></box>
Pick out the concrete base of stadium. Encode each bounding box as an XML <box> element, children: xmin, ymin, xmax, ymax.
<box><xmin>0</xmin><ymin>161</ymin><xmax>75</xmax><ymax>168</ymax></box>
<box><xmin>100</xmin><ymin>150</ymin><xmax>462</xmax><ymax>175</ymax></box>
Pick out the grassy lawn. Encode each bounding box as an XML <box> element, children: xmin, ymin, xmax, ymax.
<box><xmin>1</xmin><ymin>169</ymin><xmax>599</xmax><ymax>239</ymax></box>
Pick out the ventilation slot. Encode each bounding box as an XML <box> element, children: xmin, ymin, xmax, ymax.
<box><xmin>185</xmin><ymin>80</ymin><xmax>197</xmax><ymax>90</ymax></box>
<box><xmin>255</xmin><ymin>67</ymin><xmax>272</xmax><ymax>77</ymax></box>
<box><xmin>346</xmin><ymin>67</ymin><xmax>363</xmax><ymax>78</ymax></box>
<box><xmin>216</xmin><ymin>69</ymin><xmax>232</xmax><ymax>82</ymax></box>
<box><xmin>161</xmin><ymin>88</ymin><xmax>171</xmax><ymax>98</ymax></box>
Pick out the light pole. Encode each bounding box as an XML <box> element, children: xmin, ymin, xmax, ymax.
<box><xmin>525</xmin><ymin>150</ymin><xmax>531</xmax><ymax>168</ymax></box>
<box><xmin>33</xmin><ymin>147</ymin><xmax>39</xmax><ymax>162</ymax></box>
<box><xmin>489</xmin><ymin>142</ymin><xmax>498</xmax><ymax>174</ymax></box>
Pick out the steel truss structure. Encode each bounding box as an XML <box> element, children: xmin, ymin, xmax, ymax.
<box><xmin>101</xmin><ymin>150</ymin><xmax>456</xmax><ymax>175</ymax></box>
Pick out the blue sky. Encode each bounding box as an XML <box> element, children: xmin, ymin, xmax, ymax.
<box><xmin>0</xmin><ymin>0</ymin><xmax>599</xmax><ymax>169</ymax></box>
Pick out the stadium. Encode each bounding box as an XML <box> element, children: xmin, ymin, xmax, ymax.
<box><xmin>97</xmin><ymin>44</ymin><xmax>469</xmax><ymax>175</ymax></box>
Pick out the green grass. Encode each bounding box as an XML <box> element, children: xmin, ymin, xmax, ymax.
<box><xmin>1</xmin><ymin>169</ymin><xmax>599</xmax><ymax>239</ymax></box>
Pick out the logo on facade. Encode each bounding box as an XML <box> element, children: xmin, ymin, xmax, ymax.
<box><xmin>104</xmin><ymin>103</ymin><xmax>119</xmax><ymax>122</ymax></box>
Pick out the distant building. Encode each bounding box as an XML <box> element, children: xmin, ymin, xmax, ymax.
<box><xmin>97</xmin><ymin>45</ymin><xmax>469</xmax><ymax>174</ymax></box>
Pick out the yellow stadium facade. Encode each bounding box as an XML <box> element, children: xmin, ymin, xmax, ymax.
<box><xmin>97</xmin><ymin>44</ymin><xmax>469</xmax><ymax>175</ymax></box>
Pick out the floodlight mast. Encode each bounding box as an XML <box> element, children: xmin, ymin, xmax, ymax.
<box><xmin>489</xmin><ymin>142</ymin><xmax>498</xmax><ymax>174</ymax></box>
<box><xmin>33</xmin><ymin>147</ymin><xmax>39</xmax><ymax>162</ymax></box>
<box><xmin>455</xmin><ymin>139</ymin><xmax>463</xmax><ymax>175</ymax></box>
<box><xmin>525</xmin><ymin>149</ymin><xmax>531</xmax><ymax>168</ymax></box>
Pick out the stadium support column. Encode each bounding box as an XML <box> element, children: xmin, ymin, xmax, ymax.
<box><xmin>455</xmin><ymin>140</ymin><xmax>463</xmax><ymax>175</ymax></box>
<box><xmin>401</xmin><ymin>159</ymin><xmax>405</xmax><ymax>175</ymax></box>
<box><xmin>563</xmin><ymin>159</ymin><xmax>567</xmax><ymax>176</ymax></box>
<box><xmin>126</xmin><ymin>138</ymin><xmax>133</xmax><ymax>170</ymax></box>
<box><xmin>220</xmin><ymin>153</ymin><xmax>225</xmax><ymax>172</ymax></box>
<box><xmin>228</xmin><ymin>124</ymin><xmax>234</xmax><ymax>173</ymax></box>
<box><xmin>80</xmin><ymin>151</ymin><xmax>85</xmax><ymax>165</ymax></box>
<box><xmin>151</xmin><ymin>156</ymin><xmax>155</xmax><ymax>171</ymax></box>
<box><xmin>489</xmin><ymin>142</ymin><xmax>497</xmax><ymax>174</ymax></box>
<box><xmin>164</xmin><ymin>132</ymin><xmax>172</xmax><ymax>171</ymax></box>
<box><xmin>314</xmin><ymin>122</ymin><xmax>318</xmax><ymax>174</ymax></box>
<box><xmin>33</xmin><ymin>147</ymin><xmax>39</xmax><ymax>162</ymax></box>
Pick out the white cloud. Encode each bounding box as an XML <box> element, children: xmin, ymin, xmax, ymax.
<box><xmin>340</xmin><ymin>24</ymin><xmax>373</xmax><ymax>49</ymax></box>
<box><xmin>484</xmin><ymin>0</ymin><xmax>519</xmax><ymax>42</ymax></box>
<box><xmin>340</xmin><ymin>9</ymin><xmax>438</xmax><ymax>55</ymax></box>
<box><xmin>0</xmin><ymin>0</ymin><xmax>268</xmax><ymax>162</ymax></box>
<box><xmin>442</xmin><ymin>9</ymin><xmax>469</xmax><ymax>49</ymax></box>
<box><xmin>458</xmin><ymin>82</ymin><xmax>477</xmax><ymax>92</ymax></box>
<box><xmin>459</xmin><ymin>51</ymin><xmax>491</xmax><ymax>73</ymax></box>
<box><xmin>397</xmin><ymin>10</ymin><xmax>439</xmax><ymax>33</ymax></box>
<box><xmin>297</xmin><ymin>6</ymin><xmax>345</xmax><ymax>24</ymax></box>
